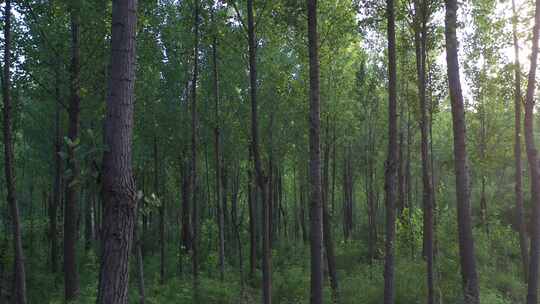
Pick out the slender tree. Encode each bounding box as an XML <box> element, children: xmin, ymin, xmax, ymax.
<box><xmin>2</xmin><ymin>1</ymin><xmax>28</xmax><ymax>302</ymax></box>
<box><xmin>246</xmin><ymin>0</ymin><xmax>272</xmax><ymax>302</ymax></box>
<box><xmin>96</xmin><ymin>0</ymin><xmax>139</xmax><ymax>302</ymax></box>
<box><xmin>413</xmin><ymin>0</ymin><xmax>435</xmax><ymax>302</ymax></box>
<box><xmin>307</xmin><ymin>0</ymin><xmax>323</xmax><ymax>303</ymax></box>
<box><xmin>64</xmin><ymin>1</ymin><xmax>81</xmax><ymax>300</ymax></box>
<box><xmin>511</xmin><ymin>0</ymin><xmax>528</xmax><ymax>282</ymax></box>
<box><xmin>524</xmin><ymin>0</ymin><xmax>540</xmax><ymax>301</ymax></box>
<box><xmin>212</xmin><ymin>17</ymin><xmax>226</xmax><ymax>281</ymax></box>
<box><xmin>445</xmin><ymin>0</ymin><xmax>480</xmax><ymax>302</ymax></box>
<box><xmin>383</xmin><ymin>0</ymin><xmax>398</xmax><ymax>301</ymax></box>
<box><xmin>191</xmin><ymin>0</ymin><xmax>201</xmax><ymax>296</ymax></box>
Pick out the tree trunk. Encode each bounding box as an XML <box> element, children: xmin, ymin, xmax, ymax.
<box><xmin>445</xmin><ymin>0</ymin><xmax>480</xmax><ymax>302</ymax></box>
<box><xmin>413</xmin><ymin>2</ymin><xmax>435</xmax><ymax>302</ymax></box>
<box><xmin>524</xmin><ymin>0</ymin><xmax>540</xmax><ymax>302</ymax></box>
<box><xmin>181</xmin><ymin>157</ymin><xmax>192</xmax><ymax>252</ymax></box>
<box><xmin>96</xmin><ymin>0</ymin><xmax>138</xmax><ymax>302</ymax></box>
<box><xmin>323</xmin><ymin>119</ymin><xmax>339</xmax><ymax>302</ymax></box>
<box><xmin>248</xmin><ymin>151</ymin><xmax>257</xmax><ymax>282</ymax></box>
<box><xmin>511</xmin><ymin>0</ymin><xmax>529</xmax><ymax>283</ymax></box>
<box><xmin>247</xmin><ymin>0</ymin><xmax>271</xmax><ymax>302</ymax></box>
<box><xmin>2</xmin><ymin>1</ymin><xmax>27</xmax><ymax>303</ymax></box>
<box><xmin>307</xmin><ymin>0</ymin><xmax>324</xmax><ymax>302</ymax></box>
<box><xmin>64</xmin><ymin>1</ymin><xmax>82</xmax><ymax>300</ymax></box>
<box><xmin>383</xmin><ymin>0</ymin><xmax>398</xmax><ymax>301</ymax></box>
<box><xmin>213</xmin><ymin>31</ymin><xmax>225</xmax><ymax>281</ymax></box>
<box><xmin>191</xmin><ymin>0</ymin><xmax>201</xmax><ymax>297</ymax></box>
<box><xmin>50</xmin><ymin>71</ymin><xmax>63</xmax><ymax>273</ymax></box>
<box><xmin>154</xmin><ymin>137</ymin><xmax>165</xmax><ymax>285</ymax></box>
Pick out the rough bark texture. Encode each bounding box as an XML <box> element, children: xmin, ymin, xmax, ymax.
<box><xmin>444</xmin><ymin>0</ymin><xmax>480</xmax><ymax>302</ymax></box>
<box><xmin>96</xmin><ymin>0</ymin><xmax>138</xmax><ymax>303</ymax></box>
<box><xmin>383</xmin><ymin>0</ymin><xmax>398</xmax><ymax>301</ymax></box>
<box><xmin>307</xmin><ymin>0</ymin><xmax>324</xmax><ymax>303</ymax></box>
<box><xmin>247</xmin><ymin>0</ymin><xmax>271</xmax><ymax>302</ymax></box>
<box><xmin>2</xmin><ymin>1</ymin><xmax>28</xmax><ymax>302</ymax></box>
<box><xmin>65</xmin><ymin>2</ymin><xmax>82</xmax><ymax>300</ymax></box>
<box><xmin>525</xmin><ymin>0</ymin><xmax>540</xmax><ymax>301</ymax></box>
<box><xmin>511</xmin><ymin>0</ymin><xmax>529</xmax><ymax>282</ymax></box>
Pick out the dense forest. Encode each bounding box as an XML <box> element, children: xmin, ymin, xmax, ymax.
<box><xmin>1</xmin><ymin>0</ymin><xmax>540</xmax><ymax>303</ymax></box>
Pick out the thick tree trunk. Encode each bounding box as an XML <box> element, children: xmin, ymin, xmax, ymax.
<box><xmin>2</xmin><ymin>1</ymin><xmax>27</xmax><ymax>303</ymax></box>
<box><xmin>444</xmin><ymin>0</ymin><xmax>480</xmax><ymax>302</ymax></box>
<box><xmin>247</xmin><ymin>0</ymin><xmax>271</xmax><ymax>302</ymax></box>
<box><xmin>96</xmin><ymin>0</ymin><xmax>138</xmax><ymax>302</ymax></box>
<box><xmin>524</xmin><ymin>0</ymin><xmax>540</xmax><ymax>302</ymax></box>
<box><xmin>383</xmin><ymin>0</ymin><xmax>398</xmax><ymax>301</ymax></box>
<box><xmin>64</xmin><ymin>2</ymin><xmax>81</xmax><ymax>301</ymax></box>
<box><xmin>511</xmin><ymin>0</ymin><xmax>529</xmax><ymax>283</ymax></box>
<box><xmin>307</xmin><ymin>0</ymin><xmax>324</xmax><ymax>302</ymax></box>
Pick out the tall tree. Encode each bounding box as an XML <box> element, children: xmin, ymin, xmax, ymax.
<box><xmin>191</xmin><ymin>0</ymin><xmax>201</xmax><ymax>296</ymax></box>
<box><xmin>213</xmin><ymin>23</ymin><xmax>226</xmax><ymax>281</ymax></box>
<box><xmin>2</xmin><ymin>0</ymin><xmax>28</xmax><ymax>302</ymax></box>
<box><xmin>307</xmin><ymin>0</ymin><xmax>323</xmax><ymax>303</ymax></box>
<box><xmin>64</xmin><ymin>0</ymin><xmax>81</xmax><ymax>300</ymax></box>
<box><xmin>524</xmin><ymin>0</ymin><xmax>540</xmax><ymax>300</ymax></box>
<box><xmin>96</xmin><ymin>0</ymin><xmax>139</xmax><ymax>302</ymax></box>
<box><xmin>444</xmin><ymin>0</ymin><xmax>480</xmax><ymax>302</ymax></box>
<box><xmin>383</xmin><ymin>0</ymin><xmax>398</xmax><ymax>301</ymax></box>
<box><xmin>246</xmin><ymin>0</ymin><xmax>272</xmax><ymax>302</ymax></box>
<box><xmin>511</xmin><ymin>0</ymin><xmax>528</xmax><ymax>283</ymax></box>
<box><xmin>413</xmin><ymin>0</ymin><xmax>435</xmax><ymax>302</ymax></box>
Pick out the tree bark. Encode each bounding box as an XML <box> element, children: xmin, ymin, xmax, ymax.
<box><xmin>413</xmin><ymin>1</ymin><xmax>435</xmax><ymax>302</ymax></box>
<box><xmin>247</xmin><ymin>0</ymin><xmax>272</xmax><ymax>302</ymax></box>
<box><xmin>248</xmin><ymin>150</ymin><xmax>257</xmax><ymax>282</ymax></box>
<box><xmin>323</xmin><ymin>119</ymin><xmax>339</xmax><ymax>302</ymax></box>
<box><xmin>511</xmin><ymin>0</ymin><xmax>529</xmax><ymax>283</ymax></box>
<box><xmin>65</xmin><ymin>2</ymin><xmax>82</xmax><ymax>299</ymax></box>
<box><xmin>524</xmin><ymin>0</ymin><xmax>540</xmax><ymax>302</ymax></box>
<box><xmin>383</xmin><ymin>0</ymin><xmax>398</xmax><ymax>301</ymax></box>
<box><xmin>307</xmin><ymin>0</ymin><xmax>324</xmax><ymax>302</ymax></box>
<box><xmin>444</xmin><ymin>0</ymin><xmax>480</xmax><ymax>302</ymax></box>
<box><xmin>2</xmin><ymin>1</ymin><xmax>27</xmax><ymax>302</ymax></box>
<box><xmin>96</xmin><ymin>0</ymin><xmax>138</xmax><ymax>302</ymax></box>
<box><xmin>213</xmin><ymin>30</ymin><xmax>226</xmax><ymax>281</ymax></box>
<box><xmin>191</xmin><ymin>0</ymin><xmax>201</xmax><ymax>297</ymax></box>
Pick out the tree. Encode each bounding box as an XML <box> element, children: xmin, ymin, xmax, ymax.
<box><xmin>511</xmin><ymin>0</ymin><xmax>528</xmax><ymax>283</ymax></box>
<box><xmin>524</xmin><ymin>0</ymin><xmax>540</xmax><ymax>301</ymax></box>
<box><xmin>412</xmin><ymin>0</ymin><xmax>435</xmax><ymax>301</ymax></box>
<box><xmin>2</xmin><ymin>0</ymin><xmax>28</xmax><ymax>302</ymax></box>
<box><xmin>444</xmin><ymin>0</ymin><xmax>480</xmax><ymax>302</ymax></box>
<box><xmin>383</xmin><ymin>0</ymin><xmax>398</xmax><ymax>301</ymax></box>
<box><xmin>64</xmin><ymin>0</ymin><xmax>81</xmax><ymax>300</ymax></box>
<box><xmin>307</xmin><ymin>0</ymin><xmax>324</xmax><ymax>303</ymax></box>
<box><xmin>191</xmin><ymin>0</ymin><xmax>201</xmax><ymax>296</ymax></box>
<box><xmin>246</xmin><ymin>0</ymin><xmax>272</xmax><ymax>302</ymax></box>
<box><xmin>96</xmin><ymin>0</ymin><xmax>139</xmax><ymax>302</ymax></box>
